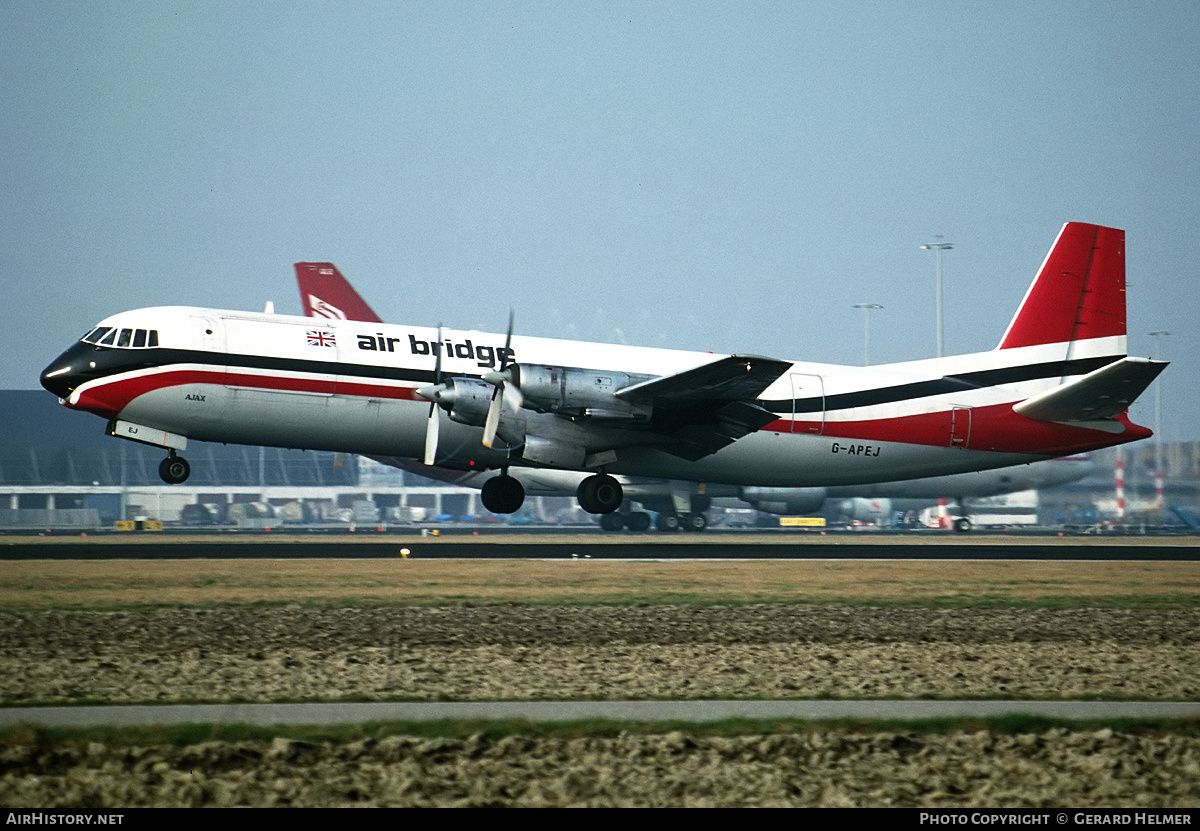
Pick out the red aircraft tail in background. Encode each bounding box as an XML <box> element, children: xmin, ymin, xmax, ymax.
<box><xmin>294</xmin><ymin>262</ymin><xmax>383</xmax><ymax>324</ymax></box>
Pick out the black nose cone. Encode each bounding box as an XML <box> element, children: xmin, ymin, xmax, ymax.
<box><xmin>40</xmin><ymin>341</ymin><xmax>93</xmax><ymax>399</ymax></box>
<box><xmin>41</xmin><ymin>358</ymin><xmax>75</xmax><ymax>399</ymax></box>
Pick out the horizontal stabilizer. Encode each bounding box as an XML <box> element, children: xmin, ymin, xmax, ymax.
<box><xmin>1013</xmin><ymin>357</ymin><xmax>1168</xmax><ymax>423</ymax></box>
<box><xmin>615</xmin><ymin>355</ymin><xmax>792</xmax><ymax>406</ymax></box>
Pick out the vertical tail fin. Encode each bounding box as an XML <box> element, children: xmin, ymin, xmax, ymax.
<box><xmin>294</xmin><ymin>262</ymin><xmax>384</xmax><ymax>324</ymax></box>
<box><xmin>997</xmin><ymin>223</ymin><xmax>1126</xmax><ymax>352</ymax></box>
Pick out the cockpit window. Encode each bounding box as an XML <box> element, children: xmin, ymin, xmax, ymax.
<box><xmin>83</xmin><ymin>326</ymin><xmax>159</xmax><ymax>348</ymax></box>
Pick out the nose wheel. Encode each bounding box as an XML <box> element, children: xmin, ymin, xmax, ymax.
<box><xmin>158</xmin><ymin>452</ymin><xmax>191</xmax><ymax>485</ymax></box>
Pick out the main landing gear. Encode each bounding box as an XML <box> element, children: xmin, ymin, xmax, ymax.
<box><xmin>576</xmin><ymin>473</ymin><xmax>623</xmax><ymax>515</ymax></box>
<box><xmin>481</xmin><ymin>472</ymin><xmax>525</xmax><ymax>514</ymax></box>
<box><xmin>480</xmin><ymin>471</ymin><xmax>623</xmax><ymax>517</ymax></box>
<box><xmin>599</xmin><ymin>510</ymin><xmax>651</xmax><ymax>532</ymax></box>
<box><xmin>657</xmin><ymin>511</ymin><xmax>707</xmax><ymax>532</ymax></box>
<box><xmin>158</xmin><ymin>451</ymin><xmax>190</xmax><ymax>485</ymax></box>
<box><xmin>599</xmin><ymin>509</ymin><xmax>707</xmax><ymax>532</ymax></box>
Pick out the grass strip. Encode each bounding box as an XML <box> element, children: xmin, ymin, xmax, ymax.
<box><xmin>5</xmin><ymin>715</ymin><xmax>1200</xmax><ymax>748</ymax></box>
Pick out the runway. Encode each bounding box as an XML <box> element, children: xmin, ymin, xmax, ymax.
<box><xmin>2</xmin><ymin>531</ymin><xmax>1197</xmax><ymax>560</ymax></box>
<box><xmin>5</xmin><ymin>699</ymin><xmax>1200</xmax><ymax>728</ymax></box>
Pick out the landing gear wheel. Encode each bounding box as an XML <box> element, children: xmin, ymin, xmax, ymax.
<box><xmin>953</xmin><ymin>517</ymin><xmax>973</xmax><ymax>533</ymax></box>
<box><xmin>577</xmin><ymin>474</ymin><xmax>623</xmax><ymax>514</ymax></box>
<box><xmin>655</xmin><ymin>512</ymin><xmax>681</xmax><ymax>532</ymax></box>
<box><xmin>681</xmin><ymin>512</ymin><xmax>707</xmax><ymax>532</ymax></box>
<box><xmin>481</xmin><ymin>475</ymin><xmax>525</xmax><ymax>514</ymax></box>
<box><xmin>599</xmin><ymin>513</ymin><xmax>626</xmax><ymax>532</ymax></box>
<box><xmin>158</xmin><ymin>454</ymin><xmax>190</xmax><ymax>485</ymax></box>
<box><xmin>626</xmin><ymin>511</ymin><xmax>652</xmax><ymax>533</ymax></box>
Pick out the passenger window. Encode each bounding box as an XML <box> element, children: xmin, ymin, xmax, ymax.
<box><xmin>117</xmin><ymin>329</ymin><xmax>132</xmax><ymax>347</ymax></box>
<box><xmin>148</xmin><ymin>330</ymin><xmax>159</xmax><ymax>347</ymax></box>
<box><xmin>133</xmin><ymin>329</ymin><xmax>147</xmax><ymax>348</ymax></box>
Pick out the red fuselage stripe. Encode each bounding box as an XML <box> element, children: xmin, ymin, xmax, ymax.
<box><xmin>72</xmin><ymin>369</ymin><xmax>421</xmax><ymax>419</ymax></box>
<box><xmin>73</xmin><ymin>367</ymin><xmax>1147</xmax><ymax>457</ymax></box>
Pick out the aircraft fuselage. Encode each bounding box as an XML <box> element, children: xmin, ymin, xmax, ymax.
<box><xmin>42</xmin><ymin>304</ymin><xmax>1148</xmax><ymax>489</ymax></box>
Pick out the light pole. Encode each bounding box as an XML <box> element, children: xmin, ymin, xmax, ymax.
<box><xmin>1149</xmin><ymin>330</ymin><xmax>1171</xmax><ymax>511</ymax></box>
<box><xmin>920</xmin><ymin>238</ymin><xmax>953</xmax><ymax>357</ymax></box>
<box><xmin>852</xmin><ymin>303</ymin><xmax>883</xmax><ymax>366</ymax></box>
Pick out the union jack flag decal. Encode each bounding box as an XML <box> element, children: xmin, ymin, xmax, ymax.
<box><xmin>307</xmin><ymin>330</ymin><xmax>336</xmax><ymax>347</ymax></box>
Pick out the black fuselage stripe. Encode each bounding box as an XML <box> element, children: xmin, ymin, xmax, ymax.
<box><xmin>763</xmin><ymin>355</ymin><xmax>1115</xmax><ymax>414</ymax></box>
<box><xmin>75</xmin><ymin>345</ymin><xmax>1117</xmax><ymax>412</ymax></box>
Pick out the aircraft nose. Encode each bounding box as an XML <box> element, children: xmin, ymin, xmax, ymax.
<box><xmin>40</xmin><ymin>359</ymin><xmax>77</xmax><ymax>399</ymax></box>
<box><xmin>40</xmin><ymin>342</ymin><xmax>95</xmax><ymax>399</ymax></box>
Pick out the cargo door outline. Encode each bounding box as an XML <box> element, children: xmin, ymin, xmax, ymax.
<box><xmin>790</xmin><ymin>373</ymin><xmax>825</xmax><ymax>434</ymax></box>
<box><xmin>949</xmin><ymin>405</ymin><xmax>971</xmax><ymax>448</ymax></box>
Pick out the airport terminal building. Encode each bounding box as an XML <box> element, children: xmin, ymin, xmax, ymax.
<box><xmin>4</xmin><ymin>390</ymin><xmax>1197</xmax><ymax>531</ymax></box>
<box><xmin>0</xmin><ymin>390</ymin><xmax>487</xmax><ymax>528</ymax></box>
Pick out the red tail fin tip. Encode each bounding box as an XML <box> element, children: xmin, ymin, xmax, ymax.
<box><xmin>998</xmin><ymin>223</ymin><xmax>1126</xmax><ymax>350</ymax></box>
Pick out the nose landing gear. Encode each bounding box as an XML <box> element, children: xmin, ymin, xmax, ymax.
<box><xmin>158</xmin><ymin>451</ymin><xmax>190</xmax><ymax>485</ymax></box>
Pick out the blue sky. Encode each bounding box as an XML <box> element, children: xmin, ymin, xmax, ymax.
<box><xmin>4</xmin><ymin>1</ymin><xmax>1197</xmax><ymax>440</ymax></box>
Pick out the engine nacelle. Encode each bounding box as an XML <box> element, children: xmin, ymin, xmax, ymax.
<box><xmin>508</xmin><ymin>364</ymin><xmax>652</xmax><ymax>419</ymax></box>
<box><xmin>838</xmin><ymin>497</ymin><xmax>894</xmax><ymax>524</ymax></box>
<box><xmin>520</xmin><ymin>436</ymin><xmax>586</xmax><ymax>468</ymax></box>
<box><xmin>422</xmin><ymin>377</ymin><xmax>494</xmax><ymax>427</ymax></box>
<box><xmin>739</xmin><ymin>487</ymin><xmax>826</xmax><ymax>516</ymax></box>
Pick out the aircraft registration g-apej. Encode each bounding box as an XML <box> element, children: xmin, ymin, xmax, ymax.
<box><xmin>41</xmin><ymin>222</ymin><xmax>1165</xmax><ymax>518</ymax></box>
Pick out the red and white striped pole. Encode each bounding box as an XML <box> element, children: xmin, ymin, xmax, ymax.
<box><xmin>1115</xmin><ymin>447</ymin><xmax>1126</xmax><ymax>520</ymax></box>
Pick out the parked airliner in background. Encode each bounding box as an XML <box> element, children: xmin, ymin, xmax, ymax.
<box><xmin>41</xmin><ymin>223</ymin><xmax>1164</xmax><ymax>521</ymax></box>
<box><xmin>295</xmin><ymin>261</ymin><xmax>1095</xmax><ymax>531</ymax></box>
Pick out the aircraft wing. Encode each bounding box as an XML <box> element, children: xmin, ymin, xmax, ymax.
<box><xmin>1013</xmin><ymin>357</ymin><xmax>1168</xmax><ymax>423</ymax></box>
<box><xmin>615</xmin><ymin>354</ymin><xmax>793</xmax><ymax>406</ymax></box>
<box><xmin>615</xmin><ymin>355</ymin><xmax>793</xmax><ymax>460</ymax></box>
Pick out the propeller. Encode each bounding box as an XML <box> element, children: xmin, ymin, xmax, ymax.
<box><xmin>481</xmin><ymin>310</ymin><xmax>524</xmax><ymax>449</ymax></box>
<box><xmin>419</xmin><ymin>325</ymin><xmax>443</xmax><ymax>464</ymax></box>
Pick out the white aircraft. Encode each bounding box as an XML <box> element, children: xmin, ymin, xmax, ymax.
<box><xmin>41</xmin><ymin>222</ymin><xmax>1164</xmax><ymax>522</ymax></box>
<box><xmin>294</xmin><ymin>261</ymin><xmax>1096</xmax><ymax>531</ymax></box>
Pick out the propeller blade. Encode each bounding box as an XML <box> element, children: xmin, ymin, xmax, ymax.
<box><xmin>482</xmin><ymin>385</ymin><xmax>503</xmax><ymax>449</ymax></box>
<box><xmin>423</xmin><ymin>403</ymin><xmax>440</xmax><ymax>464</ymax></box>
<box><xmin>433</xmin><ymin>323</ymin><xmax>444</xmax><ymax>383</ymax></box>
<box><xmin>504</xmin><ymin>380</ymin><xmax>524</xmax><ymax>410</ymax></box>
<box><xmin>423</xmin><ymin>324</ymin><xmax>443</xmax><ymax>464</ymax></box>
<box><xmin>482</xmin><ymin>312</ymin><xmax>523</xmax><ymax>450</ymax></box>
<box><xmin>501</xmin><ymin>309</ymin><xmax>515</xmax><ymax>369</ymax></box>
